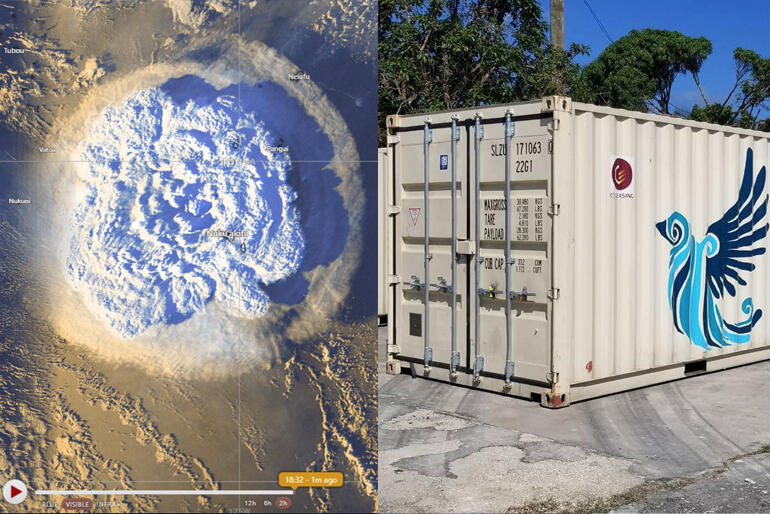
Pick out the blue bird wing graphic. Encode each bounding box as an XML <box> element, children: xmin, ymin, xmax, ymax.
<box><xmin>706</xmin><ymin>149</ymin><xmax>769</xmax><ymax>300</ymax></box>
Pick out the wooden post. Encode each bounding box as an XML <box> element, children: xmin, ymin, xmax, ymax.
<box><xmin>551</xmin><ymin>0</ymin><xmax>565</xmax><ymax>95</ymax></box>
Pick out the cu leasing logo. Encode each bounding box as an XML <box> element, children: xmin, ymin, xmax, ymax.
<box><xmin>656</xmin><ymin>149</ymin><xmax>768</xmax><ymax>349</ymax></box>
<box><xmin>610</xmin><ymin>157</ymin><xmax>634</xmax><ymax>198</ymax></box>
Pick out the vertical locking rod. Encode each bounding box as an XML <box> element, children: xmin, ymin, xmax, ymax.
<box><xmin>423</xmin><ymin>121</ymin><xmax>433</xmax><ymax>370</ymax></box>
<box><xmin>450</xmin><ymin>116</ymin><xmax>460</xmax><ymax>375</ymax></box>
<box><xmin>473</xmin><ymin>114</ymin><xmax>484</xmax><ymax>383</ymax></box>
<box><xmin>504</xmin><ymin>110</ymin><xmax>515</xmax><ymax>386</ymax></box>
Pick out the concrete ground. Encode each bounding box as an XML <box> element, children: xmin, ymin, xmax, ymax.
<box><xmin>378</xmin><ymin>326</ymin><xmax>770</xmax><ymax>513</ymax></box>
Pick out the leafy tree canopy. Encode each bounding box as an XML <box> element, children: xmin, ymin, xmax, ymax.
<box><xmin>379</xmin><ymin>7</ymin><xmax>770</xmax><ymax>139</ymax></box>
<box><xmin>581</xmin><ymin>29</ymin><xmax>712</xmax><ymax>115</ymax></box>
<box><xmin>690</xmin><ymin>48</ymin><xmax>770</xmax><ymax>130</ymax></box>
<box><xmin>378</xmin><ymin>0</ymin><xmax>586</xmax><ymax>143</ymax></box>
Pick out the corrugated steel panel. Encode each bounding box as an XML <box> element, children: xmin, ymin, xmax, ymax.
<box><xmin>385</xmin><ymin>97</ymin><xmax>770</xmax><ymax>407</ymax></box>
<box><xmin>555</xmin><ymin>102</ymin><xmax>770</xmax><ymax>399</ymax></box>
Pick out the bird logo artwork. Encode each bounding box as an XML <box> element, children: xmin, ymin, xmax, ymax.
<box><xmin>656</xmin><ymin>149</ymin><xmax>768</xmax><ymax>349</ymax></box>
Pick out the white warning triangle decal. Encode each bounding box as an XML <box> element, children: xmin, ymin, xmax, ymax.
<box><xmin>409</xmin><ymin>207</ymin><xmax>421</xmax><ymax>226</ymax></box>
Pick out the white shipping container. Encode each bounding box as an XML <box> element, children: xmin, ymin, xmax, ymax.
<box><xmin>384</xmin><ymin>96</ymin><xmax>770</xmax><ymax>407</ymax></box>
<box><xmin>379</xmin><ymin>147</ymin><xmax>389</xmax><ymax>325</ymax></box>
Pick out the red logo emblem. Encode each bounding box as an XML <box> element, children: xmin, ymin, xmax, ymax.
<box><xmin>612</xmin><ymin>158</ymin><xmax>633</xmax><ymax>190</ymax></box>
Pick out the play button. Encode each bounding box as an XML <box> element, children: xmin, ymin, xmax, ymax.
<box><xmin>3</xmin><ymin>479</ymin><xmax>27</xmax><ymax>504</ymax></box>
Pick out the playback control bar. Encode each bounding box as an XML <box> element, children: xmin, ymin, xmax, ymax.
<box><xmin>35</xmin><ymin>489</ymin><xmax>293</xmax><ymax>496</ymax></box>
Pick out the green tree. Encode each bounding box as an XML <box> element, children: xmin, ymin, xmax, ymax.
<box><xmin>378</xmin><ymin>0</ymin><xmax>586</xmax><ymax>144</ymax></box>
<box><xmin>690</xmin><ymin>48</ymin><xmax>770</xmax><ymax>130</ymax></box>
<box><xmin>581</xmin><ymin>29</ymin><xmax>712</xmax><ymax>115</ymax></box>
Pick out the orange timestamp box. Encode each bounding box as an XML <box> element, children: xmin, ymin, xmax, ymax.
<box><xmin>278</xmin><ymin>472</ymin><xmax>344</xmax><ymax>490</ymax></box>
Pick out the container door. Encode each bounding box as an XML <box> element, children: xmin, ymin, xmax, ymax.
<box><xmin>469</xmin><ymin>115</ymin><xmax>552</xmax><ymax>383</ymax></box>
<box><xmin>394</xmin><ymin>121</ymin><xmax>469</xmax><ymax>371</ymax></box>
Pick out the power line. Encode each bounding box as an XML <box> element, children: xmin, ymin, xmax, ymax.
<box><xmin>583</xmin><ymin>0</ymin><xmax>613</xmax><ymax>43</ymax></box>
<box><xmin>581</xmin><ymin>1</ymin><xmax>690</xmax><ymax>116</ymax></box>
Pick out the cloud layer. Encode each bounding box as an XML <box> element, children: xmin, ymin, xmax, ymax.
<box><xmin>66</xmin><ymin>84</ymin><xmax>304</xmax><ymax>338</ymax></box>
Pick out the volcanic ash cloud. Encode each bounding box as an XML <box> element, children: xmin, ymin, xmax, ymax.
<box><xmin>66</xmin><ymin>84</ymin><xmax>305</xmax><ymax>338</ymax></box>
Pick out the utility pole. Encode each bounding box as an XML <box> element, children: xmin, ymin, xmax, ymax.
<box><xmin>551</xmin><ymin>0</ymin><xmax>565</xmax><ymax>95</ymax></box>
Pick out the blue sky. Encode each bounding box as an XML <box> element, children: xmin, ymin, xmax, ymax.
<box><xmin>538</xmin><ymin>0</ymin><xmax>770</xmax><ymax>114</ymax></box>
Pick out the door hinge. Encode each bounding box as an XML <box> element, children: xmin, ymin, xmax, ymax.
<box><xmin>548</xmin><ymin>288</ymin><xmax>560</xmax><ymax>300</ymax></box>
<box><xmin>548</xmin><ymin>203</ymin><xmax>560</xmax><ymax>216</ymax></box>
<box><xmin>388</xmin><ymin>274</ymin><xmax>401</xmax><ymax>285</ymax></box>
<box><xmin>547</xmin><ymin>371</ymin><xmax>559</xmax><ymax>383</ymax></box>
<box><xmin>455</xmin><ymin>240</ymin><xmax>474</xmax><ymax>255</ymax></box>
<box><xmin>548</xmin><ymin>119</ymin><xmax>561</xmax><ymax>131</ymax></box>
<box><xmin>504</xmin><ymin>110</ymin><xmax>516</xmax><ymax>138</ymax></box>
<box><xmin>387</xmin><ymin>205</ymin><xmax>401</xmax><ymax>215</ymax></box>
